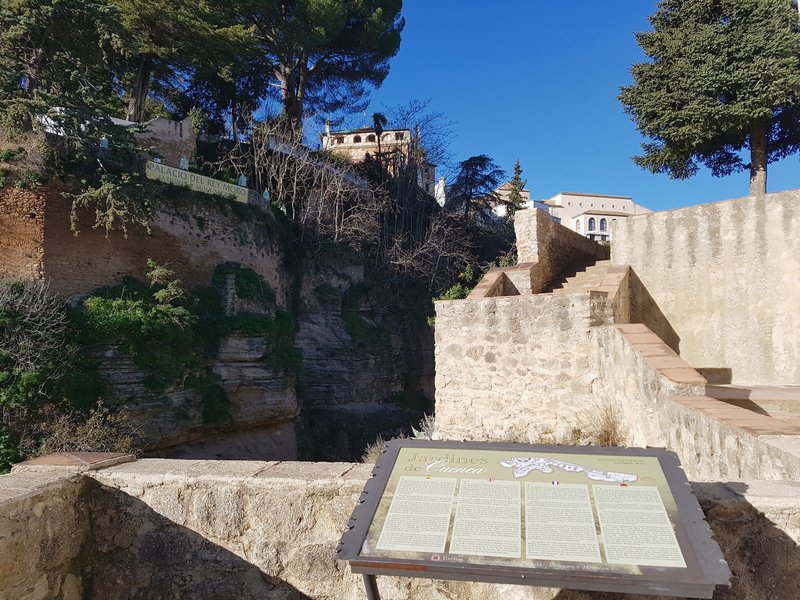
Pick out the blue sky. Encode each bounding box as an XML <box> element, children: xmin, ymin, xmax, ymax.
<box><xmin>355</xmin><ymin>0</ymin><xmax>799</xmax><ymax>211</ymax></box>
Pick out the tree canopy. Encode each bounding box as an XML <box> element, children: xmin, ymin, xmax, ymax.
<box><xmin>619</xmin><ymin>0</ymin><xmax>800</xmax><ymax>196</ymax></box>
<box><xmin>235</xmin><ymin>0</ymin><xmax>404</xmax><ymax>135</ymax></box>
<box><xmin>0</xmin><ymin>0</ymin><xmax>404</xmax><ymax>138</ymax></box>
<box><xmin>447</xmin><ymin>155</ymin><xmax>505</xmax><ymax>223</ymax></box>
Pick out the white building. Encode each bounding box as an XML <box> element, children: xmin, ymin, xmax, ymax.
<box><xmin>542</xmin><ymin>192</ymin><xmax>651</xmax><ymax>241</ymax></box>
<box><xmin>489</xmin><ymin>181</ymin><xmax>532</xmax><ymax>218</ymax></box>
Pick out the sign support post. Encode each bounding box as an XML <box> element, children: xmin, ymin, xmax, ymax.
<box><xmin>362</xmin><ymin>574</ymin><xmax>381</xmax><ymax>600</ymax></box>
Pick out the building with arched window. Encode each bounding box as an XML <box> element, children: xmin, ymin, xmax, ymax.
<box><xmin>540</xmin><ymin>192</ymin><xmax>652</xmax><ymax>241</ymax></box>
<box><xmin>320</xmin><ymin>123</ymin><xmax>436</xmax><ymax>194</ymax></box>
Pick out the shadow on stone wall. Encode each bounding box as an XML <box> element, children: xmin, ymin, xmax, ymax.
<box><xmin>84</xmin><ymin>479</ymin><xmax>311</xmax><ymax>599</ymax></box>
<box><xmin>551</xmin><ymin>482</ymin><xmax>800</xmax><ymax>600</ymax></box>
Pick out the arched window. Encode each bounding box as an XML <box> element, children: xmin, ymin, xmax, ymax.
<box><xmin>367</xmin><ymin>134</ymin><xmax>375</xmax><ymax>142</ymax></box>
<box><xmin>575</xmin><ymin>220</ymin><xmax>581</xmax><ymax>232</ymax></box>
<box><xmin>353</xmin><ymin>135</ymin><xmax>362</xmax><ymax>143</ymax></box>
<box><xmin>588</xmin><ymin>217</ymin><xmax>596</xmax><ymax>231</ymax></box>
<box><xmin>394</xmin><ymin>132</ymin><xmax>404</xmax><ymax>140</ymax></box>
<box><xmin>600</xmin><ymin>218</ymin><xmax>607</xmax><ymax>231</ymax></box>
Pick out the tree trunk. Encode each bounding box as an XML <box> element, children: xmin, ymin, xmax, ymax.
<box><xmin>126</xmin><ymin>54</ymin><xmax>153</xmax><ymax>122</ymax></box>
<box><xmin>749</xmin><ymin>121</ymin><xmax>768</xmax><ymax>197</ymax></box>
<box><xmin>276</xmin><ymin>62</ymin><xmax>306</xmax><ymax>139</ymax></box>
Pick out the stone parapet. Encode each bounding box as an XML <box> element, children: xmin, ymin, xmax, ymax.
<box><xmin>1</xmin><ymin>457</ymin><xmax>799</xmax><ymax>599</ymax></box>
<box><xmin>514</xmin><ymin>208</ymin><xmax>609</xmax><ymax>292</ymax></box>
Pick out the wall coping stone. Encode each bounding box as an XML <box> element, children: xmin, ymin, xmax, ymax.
<box><xmin>12</xmin><ymin>452</ymin><xmax>137</xmax><ymax>473</ymax></box>
<box><xmin>673</xmin><ymin>397</ymin><xmax>800</xmax><ymax>437</ymax></box>
<box><xmin>614</xmin><ymin>324</ymin><xmax>707</xmax><ymax>385</ymax></box>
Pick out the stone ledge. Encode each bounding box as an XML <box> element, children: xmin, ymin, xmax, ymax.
<box><xmin>615</xmin><ymin>324</ymin><xmax>707</xmax><ymax>385</ymax></box>
<box><xmin>673</xmin><ymin>396</ymin><xmax>800</xmax><ymax>436</ymax></box>
<box><xmin>11</xmin><ymin>452</ymin><xmax>137</xmax><ymax>473</ymax></box>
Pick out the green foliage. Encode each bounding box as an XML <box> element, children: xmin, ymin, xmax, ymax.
<box><xmin>0</xmin><ymin>426</ymin><xmax>23</xmax><ymax>474</ymax></box>
<box><xmin>0</xmin><ymin>169</ymin><xmax>7</xmax><ymax>188</ymax></box>
<box><xmin>235</xmin><ymin>0</ymin><xmax>405</xmax><ymax>133</ymax></box>
<box><xmin>448</xmin><ymin>155</ymin><xmax>506</xmax><ymax>221</ymax></box>
<box><xmin>78</xmin><ymin>265</ymin><xmax>198</xmax><ymax>391</ymax></box>
<box><xmin>619</xmin><ymin>0</ymin><xmax>800</xmax><ymax>193</ymax></box>
<box><xmin>437</xmin><ymin>263</ymin><xmax>478</xmax><ymax>300</ymax></box>
<box><xmin>212</xmin><ymin>263</ymin><xmax>276</xmax><ymax>309</ymax></box>
<box><xmin>185</xmin><ymin>372</ymin><xmax>231</xmax><ymax>425</ymax></box>
<box><xmin>506</xmin><ymin>159</ymin><xmax>527</xmax><ymax>218</ymax></box>
<box><xmin>80</xmin><ymin>295</ymin><xmax>198</xmax><ymax>390</ymax></box>
<box><xmin>67</xmin><ymin>173</ymin><xmax>154</xmax><ymax>237</ymax></box>
<box><xmin>13</xmin><ymin>170</ymin><xmax>42</xmax><ymax>190</ymax></box>
<box><xmin>0</xmin><ymin>0</ymin><xmax>127</xmax><ymax>132</ymax></box>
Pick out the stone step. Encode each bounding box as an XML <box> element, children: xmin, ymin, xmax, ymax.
<box><xmin>705</xmin><ymin>385</ymin><xmax>800</xmax><ymax>421</ymax></box>
<box><xmin>548</xmin><ymin>260</ymin><xmax>612</xmax><ymax>295</ymax></box>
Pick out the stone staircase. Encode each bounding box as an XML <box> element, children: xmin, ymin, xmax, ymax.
<box><xmin>545</xmin><ymin>259</ymin><xmax>612</xmax><ymax>294</ymax></box>
<box><xmin>706</xmin><ymin>384</ymin><xmax>800</xmax><ymax>428</ymax></box>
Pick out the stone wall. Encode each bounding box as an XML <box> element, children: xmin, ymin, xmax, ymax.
<box><xmin>46</xmin><ymin>190</ymin><xmax>286</xmax><ymax>301</ymax></box>
<box><xmin>0</xmin><ymin>472</ymin><xmax>88</xmax><ymax>600</ymax></box>
<box><xmin>133</xmin><ymin>117</ymin><xmax>196</xmax><ymax>167</ymax></box>
<box><xmin>514</xmin><ymin>209</ymin><xmax>609</xmax><ymax>292</ymax></box>
<box><xmin>591</xmin><ymin>324</ymin><xmax>800</xmax><ymax>481</ymax></box>
<box><xmin>604</xmin><ymin>266</ymin><xmax>680</xmax><ymax>353</ymax></box>
<box><xmin>2</xmin><ymin>459</ymin><xmax>800</xmax><ymax>600</ymax></box>
<box><xmin>434</xmin><ymin>292</ymin><xmax>609</xmax><ymax>442</ymax></box>
<box><xmin>612</xmin><ymin>191</ymin><xmax>800</xmax><ymax>384</ymax></box>
<box><xmin>0</xmin><ymin>185</ymin><xmax>46</xmax><ymax>281</ymax></box>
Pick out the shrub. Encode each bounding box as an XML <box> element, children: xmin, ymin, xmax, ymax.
<box><xmin>31</xmin><ymin>402</ymin><xmax>142</xmax><ymax>456</ymax></box>
<box><xmin>0</xmin><ymin>426</ymin><xmax>23</xmax><ymax>474</ymax></box>
<box><xmin>185</xmin><ymin>372</ymin><xmax>231</xmax><ymax>425</ymax></box>
<box><xmin>212</xmin><ymin>262</ymin><xmax>276</xmax><ymax>309</ymax></box>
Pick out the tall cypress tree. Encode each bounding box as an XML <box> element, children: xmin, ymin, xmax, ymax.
<box><xmin>619</xmin><ymin>0</ymin><xmax>800</xmax><ymax>196</ymax></box>
<box><xmin>507</xmin><ymin>159</ymin><xmax>527</xmax><ymax>217</ymax></box>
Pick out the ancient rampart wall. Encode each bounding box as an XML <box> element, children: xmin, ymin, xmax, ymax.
<box><xmin>0</xmin><ymin>185</ymin><xmax>46</xmax><ymax>281</ymax></box>
<box><xmin>0</xmin><ymin>184</ymin><xmax>285</xmax><ymax>302</ymax></box>
<box><xmin>612</xmin><ymin>191</ymin><xmax>800</xmax><ymax>385</ymax></box>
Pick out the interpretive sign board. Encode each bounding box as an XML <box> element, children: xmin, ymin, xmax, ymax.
<box><xmin>337</xmin><ymin>440</ymin><xmax>730</xmax><ymax>598</ymax></box>
<box><xmin>145</xmin><ymin>161</ymin><xmax>248</xmax><ymax>203</ymax></box>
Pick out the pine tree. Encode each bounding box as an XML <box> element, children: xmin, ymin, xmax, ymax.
<box><xmin>0</xmin><ymin>0</ymin><xmax>125</xmax><ymax>130</ymax></box>
<box><xmin>507</xmin><ymin>159</ymin><xmax>527</xmax><ymax>217</ymax></box>
<box><xmin>237</xmin><ymin>0</ymin><xmax>404</xmax><ymax>135</ymax></box>
<box><xmin>619</xmin><ymin>0</ymin><xmax>800</xmax><ymax>196</ymax></box>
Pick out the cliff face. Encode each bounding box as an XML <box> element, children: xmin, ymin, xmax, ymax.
<box><xmin>1</xmin><ymin>183</ymin><xmax>434</xmax><ymax>461</ymax></box>
<box><xmin>295</xmin><ymin>253</ymin><xmax>434</xmax><ymax>461</ymax></box>
<box><xmin>96</xmin><ymin>335</ymin><xmax>299</xmax><ymax>460</ymax></box>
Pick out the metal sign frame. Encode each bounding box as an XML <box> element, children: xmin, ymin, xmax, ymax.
<box><xmin>337</xmin><ymin>439</ymin><xmax>730</xmax><ymax>599</ymax></box>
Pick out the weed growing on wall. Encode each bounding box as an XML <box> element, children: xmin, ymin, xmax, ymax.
<box><xmin>78</xmin><ymin>293</ymin><xmax>199</xmax><ymax>391</ymax></box>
